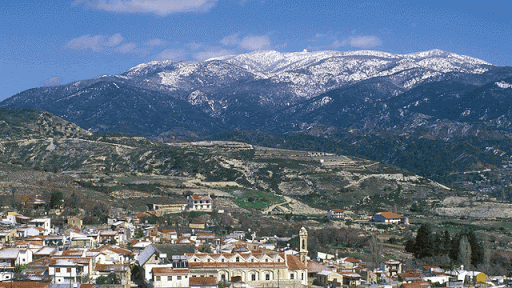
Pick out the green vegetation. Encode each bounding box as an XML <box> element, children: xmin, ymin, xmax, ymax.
<box><xmin>227</xmin><ymin>188</ymin><xmax>283</xmax><ymax>210</ymax></box>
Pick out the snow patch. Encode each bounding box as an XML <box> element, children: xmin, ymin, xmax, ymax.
<box><xmin>496</xmin><ymin>81</ymin><xmax>512</xmax><ymax>89</ymax></box>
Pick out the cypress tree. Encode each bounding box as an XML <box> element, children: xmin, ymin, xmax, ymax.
<box><xmin>466</xmin><ymin>229</ymin><xmax>483</xmax><ymax>266</ymax></box>
<box><xmin>442</xmin><ymin>230</ymin><xmax>451</xmax><ymax>254</ymax></box>
<box><xmin>414</xmin><ymin>223</ymin><xmax>434</xmax><ymax>258</ymax></box>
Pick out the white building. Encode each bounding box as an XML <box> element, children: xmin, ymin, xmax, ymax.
<box><xmin>28</xmin><ymin>218</ymin><xmax>52</xmax><ymax>235</ymax></box>
<box><xmin>49</xmin><ymin>257</ymin><xmax>91</xmax><ymax>284</ymax></box>
<box><xmin>0</xmin><ymin>248</ymin><xmax>33</xmax><ymax>269</ymax></box>
<box><xmin>151</xmin><ymin>267</ymin><xmax>189</xmax><ymax>288</ymax></box>
<box><xmin>187</xmin><ymin>195</ymin><xmax>212</xmax><ymax>212</ymax></box>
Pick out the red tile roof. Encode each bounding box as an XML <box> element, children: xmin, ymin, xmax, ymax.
<box><xmin>189</xmin><ymin>277</ymin><xmax>217</xmax><ymax>286</ymax></box>
<box><xmin>0</xmin><ymin>282</ymin><xmax>50</xmax><ymax>288</ymax></box>
<box><xmin>152</xmin><ymin>267</ymin><xmax>189</xmax><ymax>275</ymax></box>
<box><xmin>286</xmin><ymin>254</ymin><xmax>307</xmax><ymax>270</ymax></box>
<box><xmin>377</xmin><ymin>212</ymin><xmax>401</xmax><ymax>219</ymax></box>
<box><xmin>402</xmin><ymin>281</ymin><xmax>431</xmax><ymax>288</ymax></box>
<box><xmin>189</xmin><ymin>195</ymin><xmax>211</xmax><ymax>201</ymax></box>
<box><xmin>331</xmin><ymin>209</ymin><xmax>344</xmax><ymax>213</ymax></box>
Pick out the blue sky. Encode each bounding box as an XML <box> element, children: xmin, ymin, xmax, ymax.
<box><xmin>1</xmin><ymin>0</ymin><xmax>511</xmax><ymax>100</ymax></box>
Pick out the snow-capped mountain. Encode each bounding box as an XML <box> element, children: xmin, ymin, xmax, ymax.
<box><xmin>1</xmin><ymin>49</ymin><xmax>512</xmax><ymax>137</ymax></box>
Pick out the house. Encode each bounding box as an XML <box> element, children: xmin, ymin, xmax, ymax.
<box><xmin>381</xmin><ymin>259</ymin><xmax>402</xmax><ymax>276</ymax></box>
<box><xmin>0</xmin><ymin>229</ymin><xmax>17</xmax><ymax>244</ymax></box>
<box><xmin>373</xmin><ymin>212</ymin><xmax>403</xmax><ymax>224</ymax></box>
<box><xmin>32</xmin><ymin>247</ymin><xmax>57</xmax><ymax>260</ymax></box>
<box><xmin>150</xmin><ymin>267</ymin><xmax>189</xmax><ymax>288</ymax></box>
<box><xmin>28</xmin><ymin>218</ymin><xmax>51</xmax><ymax>235</ymax></box>
<box><xmin>340</xmin><ymin>272</ymin><xmax>362</xmax><ymax>286</ymax></box>
<box><xmin>17</xmin><ymin>227</ymin><xmax>41</xmax><ymax>238</ymax></box>
<box><xmin>398</xmin><ymin>271</ymin><xmax>422</xmax><ymax>283</ymax></box>
<box><xmin>187</xmin><ymin>195</ymin><xmax>212</xmax><ymax>212</ymax></box>
<box><xmin>189</xmin><ymin>223</ymin><xmax>205</xmax><ymax>229</ymax></box>
<box><xmin>327</xmin><ymin>209</ymin><xmax>346</xmax><ymax>219</ymax></box>
<box><xmin>147</xmin><ymin>203</ymin><xmax>187</xmax><ymax>214</ymax></box>
<box><xmin>90</xmin><ymin>245</ymin><xmax>134</xmax><ymax>264</ymax></box>
<box><xmin>317</xmin><ymin>252</ymin><xmax>335</xmax><ymax>262</ymax></box>
<box><xmin>0</xmin><ymin>248</ymin><xmax>33</xmax><ymax>270</ymax></box>
<box><xmin>0</xmin><ymin>282</ymin><xmax>50</xmax><ymax>288</ymax></box>
<box><xmin>67</xmin><ymin>217</ymin><xmax>82</xmax><ymax>229</ymax></box>
<box><xmin>317</xmin><ymin>270</ymin><xmax>344</xmax><ymax>287</ymax></box>
<box><xmin>92</xmin><ymin>264</ymin><xmax>131</xmax><ymax>287</ymax></box>
<box><xmin>336</xmin><ymin>257</ymin><xmax>363</xmax><ymax>270</ymax></box>
<box><xmin>160</xmin><ymin>230</ymin><xmax>178</xmax><ymax>243</ymax></box>
<box><xmin>48</xmin><ymin>257</ymin><xmax>92</xmax><ymax>284</ymax></box>
<box><xmin>401</xmin><ymin>281</ymin><xmax>431</xmax><ymax>288</ymax></box>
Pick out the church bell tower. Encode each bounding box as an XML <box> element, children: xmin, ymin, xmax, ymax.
<box><xmin>299</xmin><ymin>227</ymin><xmax>308</xmax><ymax>266</ymax></box>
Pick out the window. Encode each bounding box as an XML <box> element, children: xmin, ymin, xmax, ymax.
<box><xmin>67</xmin><ymin>268</ymin><xmax>71</xmax><ymax>273</ymax></box>
<box><xmin>266</xmin><ymin>274</ymin><xmax>270</xmax><ymax>281</ymax></box>
<box><xmin>236</xmin><ymin>257</ymin><xmax>240</xmax><ymax>262</ymax></box>
<box><xmin>290</xmin><ymin>274</ymin><xmax>294</xmax><ymax>280</ymax></box>
<box><xmin>156</xmin><ymin>276</ymin><xmax>161</xmax><ymax>281</ymax></box>
<box><xmin>252</xmin><ymin>274</ymin><xmax>256</xmax><ymax>281</ymax></box>
<box><xmin>177</xmin><ymin>276</ymin><xmax>182</xmax><ymax>280</ymax></box>
<box><xmin>251</xmin><ymin>259</ymin><xmax>254</xmax><ymax>262</ymax></box>
<box><xmin>301</xmin><ymin>273</ymin><xmax>304</xmax><ymax>280</ymax></box>
<box><xmin>265</xmin><ymin>259</ymin><xmax>269</xmax><ymax>262</ymax></box>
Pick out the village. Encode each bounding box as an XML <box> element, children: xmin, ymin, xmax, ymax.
<box><xmin>0</xmin><ymin>193</ymin><xmax>507</xmax><ymax>288</ymax></box>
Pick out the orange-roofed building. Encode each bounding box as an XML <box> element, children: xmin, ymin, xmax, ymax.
<box><xmin>401</xmin><ymin>281</ymin><xmax>431</xmax><ymax>288</ymax></box>
<box><xmin>327</xmin><ymin>209</ymin><xmax>345</xmax><ymax>219</ymax></box>
<box><xmin>0</xmin><ymin>282</ymin><xmax>50</xmax><ymax>288</ymax></box>
<box><xmin>186</xmin><ymin>251</ymin><xmax>307</xmax><ymax>287</ymax></box>
<box><xmin>189</xmin><ymin>276</ymin><xmax>217</xmax><ymax>288</ymax></box>
<box><xmin>187</xmin><ymin>195</ymin><xmax>212</xmax><ymax>212</ymax></box>
<box><xmin>373</xmin><ymin>212</ymin><xmax>403</xmax><ymax>224</ymax></box>
<box><xmin>151</xmin><ymin>267</ymin><xmax>189</xmax><ymax>288</ymax></box>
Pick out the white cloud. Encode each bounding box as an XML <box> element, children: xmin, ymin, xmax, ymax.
<box><xmin>75</xmin><ymin>0</ymin><xmax>218</xmax><ymax>16</ymax></box>
<box><xmin>238</xmin><ymin>35</ymin><xmax>271</xmax><ymax>51</ymax></box>
<box><xmin>349</xmin><ymin>36</ymin><xmax>382</xmax><ymax>48</ymax></box>
<box><xmin>220</xmin><ymin>34</ymin><xmax>240</xmax><ymax>46</ymax></box>
<box><xmin>117</xmin><ymin>42</ymin><xmax>136</xmax><ymax>53</ymax></box>
<box><xmin>106</xmin><ymin>33</ymin><xmax>123</xmax><ymax>47</ymax></box>
<box><xmin>65</xmin><ymin>34</ymin><xmax>106</xmax><ymax>52</ymax></box>
<box><xmin>188</xmin><ymin>42</ymin><xmax>204</xmax><ymax>50</ymax></box>
<box><xmin>147</xmin><ymin>39</ymin><xmax>164</xmax><ymax>46</ymax></box>
<box><xmin>330</xmin><ymin>39</ymin><xmax>347</xmax><ymax>49</ymax></box>
<box><xmin>193</xmin><ymin>48</ymin><xmax>235</xmax><ymax>61</ymax></box>
<box><xmin>154</xmin><ymin>49</ymin><xmax>188</xmax><ymax>60</ymax></box>
<box><xmin>65</xmin><ymin>33</ymin><xmax>126</xmax><ymax>52</ymax></box>
<box><xmin>220</xmin><ymin>34</ymin><xmax>271</xmax><ymax>51</ymax></box>
<box><xmin>40</xmin><ymin>77</ymin><xmax>62</xmax><ymax>87</ymax></box>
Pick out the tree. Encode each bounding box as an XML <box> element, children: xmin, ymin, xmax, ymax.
<box><xmin>442</xmin><ymin>230</ymin><xmax>451</xmax><ymax>254</ymax></box>
<box><xmin>48</xmin><ymin>191</ymin><xmax>64</xmax><ymax>209</ymax></box>
<box><xmin>414</xmin><ymin>224</ymin><xmax>434</xmax><ymax>259</ymax></box>
<box><xmin>96</xmin><ymin>273</ymin><xmax>121</xmax><ymax>284</ymax></box>
<box><xmin>14</xmin><ymin>264</ymin><xmax>27</xmax><ymax>273</ymax></box>
<box><xmin>466</xmin><ymin>229</ymin><xmax>483</xmax><ymax>267</ymax></box>
<box><xmin>458</xmin><ymin>235</ymin><xmax>472</xmax><ymax>270</ymax></box>
<box><xmin>405</xmin><ymin>239</ymin><xmax>416</xmax><ymax>253</ymax></box>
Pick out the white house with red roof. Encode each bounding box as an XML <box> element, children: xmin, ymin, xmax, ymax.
<box><xmin>373</xmin><ymin>212</ymin><xmax>403</xmax><ymax>224</ymax></box>
<box><xmin>187</xmin><ymin>195</ymin><xmax>212</xmax><ymax>212</ymax></box>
